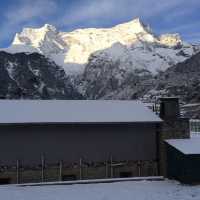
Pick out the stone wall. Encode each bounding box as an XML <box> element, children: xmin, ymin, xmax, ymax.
<box><xmin>159</xmin><ymin>118</ymin><xmax>190</xmax><ymax>176</ymax></box>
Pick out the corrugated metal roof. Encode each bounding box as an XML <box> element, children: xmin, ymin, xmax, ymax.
<box><xmin>166</xmin><ymin>138</ymin><xmax>200</xmax><ymax>155</ymax></box>
<box><xmin>0</xmin><ymin>100</ymin><xmax>162</xmax><ymax>124</ymax></box>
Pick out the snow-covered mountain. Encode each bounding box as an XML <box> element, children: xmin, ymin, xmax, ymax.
<box><xmin>1</xmin><ymin>18</ymin><xmax>200</xmax><ymax>113</ymax></box>
<box><xmin>3</xmin><ymin>18</ymin><xmax>199</xmax><ymax>75</ymax></box>
<box><xmin>145</xmin><ymin>52</ymin><xmax>200</xmax><ymax>104</ymax></box>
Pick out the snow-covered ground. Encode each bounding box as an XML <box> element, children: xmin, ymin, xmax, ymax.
<box><xmin>1</xmin><ymin>180</ymin><xmax>200</xmax><ymax>200</ymax></box>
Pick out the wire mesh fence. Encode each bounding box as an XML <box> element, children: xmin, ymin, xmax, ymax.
<box><xmin>0</xmin><ymin>158</ymin><xmax>159</xmax><ymax>184</ymax></box>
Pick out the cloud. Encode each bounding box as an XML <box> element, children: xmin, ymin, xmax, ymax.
<box><xmin>0</xmin><ymin>0</ymin><xmax>58</xmax><ymax>45</ymax></box>
<box><xmin>58</xmin><ymin>0</ymin><xmax>199</xmax><ymax>28</ymax></box>
<box><xmin>164</xmin><ymin>21</ymin><xmax>200</xmax><ymax>33</ymax></box>
<box><xmin>0</xmin><ymin>0</ymin><xmax>199</xmax><ymax>46</ymax></box>
<box><xmin>5</xmin><ymin>0</ymin><xmax>57</xmax><ymax>24</ymax></box>
<box><xmin>167</xmin><ymin>22</ymin><xmax>200</xmax><ymax>43</ymax></box>
<box><xmin>184</xmin><ymin>32</ymin><xmax>200</xmax><ymax>43</ymax></box>
<box><xmin>54</xmin><ymin>0</ymin><xmax>200</xmax><ymax>43</ymax></box>
<box><xmin>57</xmin><ymin>0</ymin><xmax>119</xmax><ymax>27</ymax></box>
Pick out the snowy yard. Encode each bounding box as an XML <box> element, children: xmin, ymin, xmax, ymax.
<box><xmin>0</xmin><ymin>180</ymin><xmax>200</xmax><ymax>200</ymax></box>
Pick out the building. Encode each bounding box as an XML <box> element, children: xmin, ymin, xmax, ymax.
<box><xmin>152</xmin><ymin>97</ymin><xmax>190</xmax><ymax>178</ymax></box>
<box><xmin>160</xmin><ymin>98</ymin><xmax>200</xmax><ymax>184</ymax></box>
<box><xmin>181</xmin><ymin>103</ymin><xmax>200</xmax><ymax>137</ymax></box>
<box><xmin>165</xmin><ymin>138</ymin><xmax>200</xmax><ymax>184</ymax></box>
<box><xmin>190</xmin><ymin>119</ymin><xmax>200</xmax><ymax>137</ymax></box>
<box><xmin>0</xmin><ymin>100</ymin><xmax>162</xmax><ymax>184</ymax></box>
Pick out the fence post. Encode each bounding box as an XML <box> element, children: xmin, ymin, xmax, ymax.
<box><xmin>59</xmin><ymin>161</ymin><xmax>63</xmax><ymax>181</ymax></box>
<box><xmin>138</xmin><ymin>161</ymin><xmax>141</xmax><ymax>177</ymax></box>
<box><xmin>79</xmin><ymin>158</ymin><xmax>82</xmax><ymax>180</ymax></box>
<box><xmin>85</xmin><ymin>163</ymin><xmax>88</xmax><ymax>179</ymax></box>
<box><xmin>105</xmin><ymin>160</ymin><xmax>108</xmax><ymax>178</ymax></box>
<box><xmin>110</xmin><ymin>156</ymin><xmax>113</xmax><ymax>178</ymax></box>
<box><xmin>16</xmin><ymin>160</ymin><xmax>20</xmax><ymax>184</ymax></box>
<box><xmin>41</xmin><ymin>154</ymin><xmax>45</xmax><ymax>182</ymax></box>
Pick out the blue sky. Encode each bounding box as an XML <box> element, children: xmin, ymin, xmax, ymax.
<box><xmin>0</xmin><ymin>0</ymin><xmax>200</xmax><ymax>47</ymax></box>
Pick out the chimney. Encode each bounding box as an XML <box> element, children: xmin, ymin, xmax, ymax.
<box><xmin>159</xmin><ymin>97</ymin><xmax>180</xmax><ymax>120</ymax></box>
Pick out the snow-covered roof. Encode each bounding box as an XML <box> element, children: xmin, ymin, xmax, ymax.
<box><xmin>0</xmin><ymin>100</ymin><xmax>162</xmax><ymax>124</ymax></box>
<box><xmin>166</xmin><ymin>138</ymin><xmax>200</xmax><ymax>155</ymax></box>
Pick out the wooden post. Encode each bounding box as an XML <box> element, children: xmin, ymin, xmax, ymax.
<box><xmin>16</xmin><ymin>160</ymin><xmax>20</xmax><ymax>184</ymax></box>
<box><xmin>105</xmin><ymin>160</ymin><xmax>108</xmax><ymax>178</ymax></box>
<box><xmin>85</xmin><ymin>163</ymin><xmax>88</xmax><ymax>179</ymax></box>
<box><xmin>138</xmin><ymin>161</ymin><xmax>141</xmax><ymax>177</ymax></box>
<box><xmin>41</xmin><ymin>155</ymin><xmax>45</xmax><ymax>182</ymax></box>
<box><xmin>59</xmin><ymin>161</ymin><xmax>63</xmax><ymax>181</ymax></box>
<box><xmin>110</xmin><ymin>156</ymin><xmax>113</xmax><ymax>178</ymax></box>
<box><xmin>79</xmin><ymin>158</ymin><xmax>82</xmax><ymax>180</ymax></box>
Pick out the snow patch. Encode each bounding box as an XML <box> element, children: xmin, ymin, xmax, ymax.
<box><xmin>6</xmin><ymin>62</ymin><xmax>16</xmax><ymax>80</ymax></box>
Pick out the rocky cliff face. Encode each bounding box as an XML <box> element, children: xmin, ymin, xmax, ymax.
<box><xmin>81</xmin><ymin>43</ymin><xmax>153</xmax><ymax>99</ymax></box>
<box><xmin>78</xmin><ymin>42</ymin><xmax>199</xmax><ymax>100</ymax></box>
<box><xmin>1</xmin><ymin>49</ymin><xmax>200</xmax><ymax>119</ymax></box>
<box><xmin>147</xmin><ymin>52</ymin><xmax>200</xmax><ymax>104</ymax></box>
<box><xmin>0</xmin><ymin>51</ymin><xmax>83</xmax><ymax>99</ymax></box>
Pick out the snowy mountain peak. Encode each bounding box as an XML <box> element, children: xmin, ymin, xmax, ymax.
<box><xmin>43</xmin><ymin>24</ymin><xmax>57</xmax><ymax>31</ymax></box>
<box><xmin>10</xmin><ymin>18</ymin><xmax>155</xmax><ymax>58</ymax></box>
<box><xmin>12</xmin><ymin>24</ymin><xmax>66</xmax><ymax>56</ymax></box>
<box><xmin>159</xmin><ymin>33</ymin><xmax>183</xmax><ymax>47</ymax></box>
<box><xmin>13</xmin><ymin>24</ymin><xmax>58</xmax><ymax>45</ymax></box>
<box><xmin>3</xmin><ymin>18</ymin><xmax>198</xmax><ymax>74</ymax></box>
<box><xmin>114</xmin><ymin>18</ymin><xmax>149</xmax><ymax>33</ymax></box>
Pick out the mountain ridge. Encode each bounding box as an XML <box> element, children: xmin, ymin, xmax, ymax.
<box><xmin>2</xmin><ymin>18</ymin><xmax>198</xmax><ymax>75</ymax></box>
<box><xmin>0</xmin><ymin>18</ymin><xmax>200</xmax><ymax>118</ymax></box>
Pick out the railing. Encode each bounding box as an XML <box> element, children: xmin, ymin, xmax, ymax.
<box><xmin>190</xmin><ymin>119</ymin><xmax>200</xmax><ymax>136</ymax></box>
<box><xmin>0</xmin><ymin>159</ymin><xmax>159</xmax><ymax>184</ymax></box>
